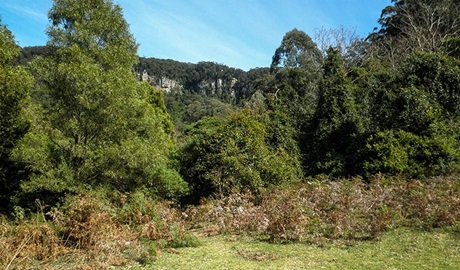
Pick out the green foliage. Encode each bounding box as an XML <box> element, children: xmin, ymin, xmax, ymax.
<box><xmin>180</xmin><ymin>110</ymin><xmax>302</xmax><ymax>201</ymax></box>
<box><xmin>365</xmin><ymin>122</ymin><xmax>460</xmax><ymax>178</ymax></box>
<box><xmin>47</xmin><ymin>0</ymin><xmax>138</xmax><ymax>70</ymax></box>
<box><xmin>266</xmin><ymin>68</ymin><xmax>320</xmax><ymax>130</ymax></box>
<box><xmin>262</xmin><ymin>106</ymin><xmax>300</xmax><ymax>160</ymax></box>
<box><xmin>392</xmin><ymin>85</ymin><xmax>439</xmax><ymax>134</ymax></box>
<box><xmin>0</xmin><ymin>20</ymin><xmax>33</xmax><ymax>213</ymax></box>
<box><xmin>271</xmin><ymin>28</ymin><xmax>323</xmax><ymax>73</ymax></box>
<box><xmin>360</xmin><ymin>52</ymin><xmax>460</xmax><ymax>178</ymax></box>
<box><xmin>12</xmin><ymin>0</ymin><xmax>187</xmax><ymax>206</ymax></box>
<box><xmin>402</xmin><ymin>52</ymin><xmax>460</xmax><ymax>118</ymax></box>
<box><xmin>297</xmin><ymin>47</ymin><xmax>460</xmax><ymax>179</ymax></box>
<box><xmin>17</xmin><ymin>46</ymin><xmax>55</xmax><ymax>65</ymax></box>
<box><xmin>0</xmin><ymin>21</ymin><xmax>20</xmax><ymax>65</ymax></box>
<box><xmin>16</xmin><ymin>50</ymin><xmax>187</xmax><ymax>198</ymax></box>
<box><xmin>305</xmin><ymin>48</ymin><xmax>366</xmax><ymax>176</ymax></box>
<box><xmin>263</xmin><ymin>30</ymin><xmax>327</xmax><ymax>180</ymax></box>
<box><xmin>365</xmin><ymin>130</ymin><xmax>428</xmax><ymax>177</ymax></box>
<box><xmin>443</xmin><ymin>37</ymin><xmax>460</xmax><ymax>57</ymax></box>
<box><xmin>164</xmin><ymin>92</ymin><xmax>234</xmax><ymax>135</ymax></box>
<box><xmin>315</xmin><ymin>49</ymin><xmax>360</xmax><ymax>137</ymax></box>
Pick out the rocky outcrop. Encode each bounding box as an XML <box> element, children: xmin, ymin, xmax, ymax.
<box><xmin>136</xmin><ymin>57</ymin><xmax>271</xmax><ymax>103</ymax></box>
<box><xmin>196</xmin><ymin>78</ymin><xmax>237</xmax><ymax>99</ymax></box>
<box><xmin>140</xmin><ymin>69</ymin><xmax>237</xmax><ymax>99</ymax></box>
<box><xmin>140</xmin><ymin>70</ymin><xmax>182</xmax><ymax>93</ymax></box>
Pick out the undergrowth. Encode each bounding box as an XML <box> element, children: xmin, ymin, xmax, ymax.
<box><xmin>184</xmin><ymin>174</ymin><xmax>460</xmax><ymax>243</ymax></box>
<box><xmin>0</xmin><ymin>190</ymin><xmax>199</xmax><ymax>269</ymax></box>
<box><xmin>1</xmin><ymin>174</ymin><xmax>459</xmax><ymax>268</ymax></box>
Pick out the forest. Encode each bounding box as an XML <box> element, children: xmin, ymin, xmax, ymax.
<box><xmin>1</xmin><ymin>0</ymin><xmax>460</xmax><ymax>268</ymax></box>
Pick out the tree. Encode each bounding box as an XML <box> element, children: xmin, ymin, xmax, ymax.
<box><xmin>266</xmin><ymin>29</ymin><xmax>324</xmax><ymax>132</ymax></box>
<box><xmin>374</xmin><ymin>0</ymin><xmax>460</xmax><ymax>57</ymax></box>
<box><xmin>12</xmin><ymin>0</ymin><xmax>187</xmax><ymax>205</ymax></box>
<box><xmin>271</xmin><ymin>29</ymin><xmax>323</xmax><ymax>74</ymax></box>
<box><xmin>263</xmin><ymin>68</ymin><xmax>319</xmax><ymax>130</ymax></box>
<box><xmin>362</xmin><ymin>51</ymin><xmax>460</xmax><ymax>178</ymax></box>
<box><xmin>314</xmin><ymin>27</ymin><xmax>370</xmax><ymax>72</ymax></box>
<box><xmin>47</xmin><ymin>0</ymin><xmax>138</xmax><ymax>70</ymax></box>
<box><xmin>305</xmin><ymin>48</ymin><xmax>365</xmax><ymax>176</ymax></box>
<box><xmin>180</xmin><ymin>109</ymin><xmax>302</xmax><ymax>202</ymax></box>
<box><xmin>314</xmin><ymin>27</ymin><xmax>358</xmax><ymax>56</ymax></box>
<box><xmin>0</xmin><ymin>20</ymin><xmax>33</xmax><ymax>213</ymax></box>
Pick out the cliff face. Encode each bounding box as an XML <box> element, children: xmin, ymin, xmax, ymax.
<box><xmin>18</xmin><ymin>46</ymin><xmax>270</xmax><ymax>104</ymax></box>
<box><xmin>139</xmin><ymin>69</ymin><xmax>237</xmax><ymax>98</ymax></box>
<box><xmin>196</xmin><ymin>77</ymin><xmax>237</xmax><ymax>98</ymax></box>
<box><xmin>136</xmin><ymin>58</ymin><xmax>253</xmax><ymax>103</ymax></box>
<box><xmin>140</xmin><ymin>70</ymin><xmax>181</xmax><ymax>93</ymax></box>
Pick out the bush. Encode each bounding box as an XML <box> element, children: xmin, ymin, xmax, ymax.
<box><xmin>365</xmin><ymin>126</ymin><xmax>460</xmax><ymax>178</ymax></box>
<box><xmin>0</xmin><ymin>190</ymin><xmax>197</xmax><ymax>269</ymax></box>
<box><xmin>184</xmin><ymin>175</ymin><xmax>460</xmax><ymax>244</ymax></box>
<box><xmin>180</xmin><ymin>109</ymin><xmax>302</xmax><ymax>202</ymax></box>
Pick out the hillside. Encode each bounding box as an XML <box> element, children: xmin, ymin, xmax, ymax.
<box><xmin>19</xmin><ymin>46</ymin><xmax>269</xmax><ymax>104</ymax></box>
<box><xmin>1</xmin><ymin>0</ymin><xmax>460</xmax><ymax>268</ymax></box>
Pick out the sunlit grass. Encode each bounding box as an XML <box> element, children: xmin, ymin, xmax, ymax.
<box><xmin>145</xmin><ymin>225</ymin><xmax>460</xmax><ymax>270</ymax></box>
<box><xmin>2</xmin><ymin>177</ymin><xmax>459</xmax><ymax>269</ymax></box>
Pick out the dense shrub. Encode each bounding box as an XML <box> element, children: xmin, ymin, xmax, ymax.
<box><xmin>0</xmin><ymin>191</ymin><xmax>197</xmax><ymax>269</ymax></box>
<box><xmin>0</xmin><ymin>20</ymin><xmax>32</xmax><ymax>214</ymax></box>
<box><xmin>365</xmin><ymin>126</ymin><xmax>460</xmax><ymax>178</ymax></box>
<box><xmin>185</xmin><ymin>175</ymin><xmax>460</xmax><ymax>243</ymax></box>
<box><xmin>180</xmin><ymin>109</ymin><xmax>302</xmax><ymax>202</ymax></box>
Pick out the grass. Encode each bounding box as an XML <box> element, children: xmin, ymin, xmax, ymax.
<box><xmin>145</xmin><ymin>226</ymin><xmax>460</xmax><ymax>270</ymax></box>
<box><xmin>2</xmin><ymin>176</ymin><xmax>459</xmax><ymax>269</ymax></box>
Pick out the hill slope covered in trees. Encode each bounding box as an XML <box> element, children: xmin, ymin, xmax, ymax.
<box><xmin>1</xmin><ymin>0</ymin><xmax>460</xmax><ymax>268</ymax></box>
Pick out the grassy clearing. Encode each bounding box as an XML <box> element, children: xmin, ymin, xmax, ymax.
<box><xmin>1</xmin><ymin>176</ymin><xmax>459</xmax><ymax>269</ymax></box>
<box><xmin>146</xmin><ymin>226</ymin><xmax>460</xmax><ymax>270</ymax></box>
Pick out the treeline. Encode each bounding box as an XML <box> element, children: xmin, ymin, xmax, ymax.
<box><xmin>178</xmin><ymin>0</ymin><xmax>460</xmax><ymax>201</ymax></box>
<box><xmin>1</xmin><ymin>0</ymin><xmax>460</xmax><ymax>215</ymax></box>
<box><xmin>1</xmin><ymin>0</ymin><xmax>188</xmax><ymax>214</ymax></box>
<box><xmin>137</xmin><ymin>58</ymin><xmax>268</xmax><ymax>103</ymax></box>
<box><xmin>20</xmin><ymin>48</ymin><xmax>269</xmax><ymax>105</ymax></box>
<box><xmin>136</xmin><ymin>58</ymin><xmax>270</xmax><ymax>132</ymax></box>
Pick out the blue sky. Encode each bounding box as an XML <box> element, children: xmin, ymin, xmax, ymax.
<box><xmin>0</xmin><ymin>0</ymin><xmax>391</xmax><ymax>70</ymax></box>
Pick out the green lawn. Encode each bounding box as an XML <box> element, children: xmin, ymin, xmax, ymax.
<box><xmin>143</xmin><ymin>227</ymin><xmax>460</xmax><ymax>270</ymax></box>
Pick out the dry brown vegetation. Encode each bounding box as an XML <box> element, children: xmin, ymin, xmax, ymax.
<box><xmin>0</xmin><ymin>192</ymin><xmax>198</xmax><ymax>269</ymax></box>
<box><xmin>185</xmin><ymin>175</ymin><xmax>460</xmax><ymax>243</ymax></box>
<box><xmin>1</xmin><ymin>175</ymin><xmax>459</xmax><ymax>269</ymax></box>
